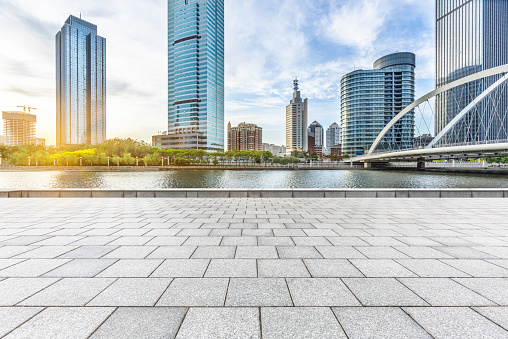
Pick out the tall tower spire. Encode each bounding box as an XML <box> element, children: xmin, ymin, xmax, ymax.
<box><xmin>293</xmin><ymin>79</ymin><xmax>299</xmax><ymax>92</ymax></box>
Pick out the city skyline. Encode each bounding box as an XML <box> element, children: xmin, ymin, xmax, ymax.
<box><xmin>0</xmin><ymin>0</ymin><xmax>435</xmax><ymax>146</ymax></box>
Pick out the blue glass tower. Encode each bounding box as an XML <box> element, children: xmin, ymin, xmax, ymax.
<box><xmin>167</xmin><ymin>0</ymin><xmax>225</xmax><ymax>151</ymax></box>
<box><xmin>56</xmin><ymin>15</ymin><xmax>106</xmax><ymax>145</ymax></box>
<box><xmin>341</xmin><ymin>53</ymin><xmax>416</xmax><ymax>155</ymax></box>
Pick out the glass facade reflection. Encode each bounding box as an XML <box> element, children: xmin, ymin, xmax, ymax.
<box><xmin>56</xmin><ymin>16</ymin><xmax>106</xmax><ymax>145</ymax></box>
<box><xmin>168</xmin><ymin>0</ymin><xmax>225</xmax><ymax>151</ymax></box>
<box><xmin>435</xmin><ymin>0</ymin><xmax>508</xmax><ymax>144</ymax></box>
<box><xmin>341</xmin><ymin>53</ymin><xmax>416</xmax><ymax>156</ymax></box>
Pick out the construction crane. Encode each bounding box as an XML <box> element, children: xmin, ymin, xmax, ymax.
<box><xmin>17</xmin><ymin>105</ymin><xmax>37</xmax><ymax>113</ymax></box>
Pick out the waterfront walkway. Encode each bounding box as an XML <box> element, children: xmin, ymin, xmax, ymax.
<box><xmin>0</xmin><ymin>198</ymin><xmax>507</xmax><ymax>338</ymax></box>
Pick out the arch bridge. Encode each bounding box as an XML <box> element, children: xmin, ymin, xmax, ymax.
<box><xmin>351</xmin><ymin>64</ymin><xmax>508</xmax><ymax>167</ymax></box>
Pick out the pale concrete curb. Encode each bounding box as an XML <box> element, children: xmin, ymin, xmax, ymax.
<box><xmin>0</xmin><ymin>188</ymin><xmax>507</xmax><ymax>198</ymax></box>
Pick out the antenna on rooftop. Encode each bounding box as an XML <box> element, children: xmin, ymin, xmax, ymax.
<box><xmin>293</xmin><ymin>78</ymin><xmax>299</xmax><ymax>92</ymax></box>
<box><xmin>80</xmin><ymin>12</ymin><xmax>82</xmax><ymax>19</ymax></box>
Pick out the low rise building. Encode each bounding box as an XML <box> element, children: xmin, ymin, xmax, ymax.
<box><xmin>2</xmin><ymin>111</ymin><xmax>37</xmax><ymax>146</ymax></box>
<box><xmin>227</xmin><ymin>122</ymin><xmax>262</xmax><ymax>151</ymax></box>
<box><xmin>262</xmin><ymin>143</ymin><xmax>286</xmax><ymax>156</ymax></box>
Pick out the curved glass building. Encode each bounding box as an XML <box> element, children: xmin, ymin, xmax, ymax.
<box><xmin>436</xmin><ymin>0</ymin><xmax>508</xmax><ymax>145</ymax></box>
<box><xmin>167</xmin><ymin>0</ymin><xmax>224</xmax><ymax>151</ymax></box>
<box><xmin>341</xmin><ymin>52</ymin><xmax>416</xmax><ymax>155</ymax></box>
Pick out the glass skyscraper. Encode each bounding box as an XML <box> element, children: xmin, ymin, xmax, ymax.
<box><xmin>167</xmin><ymin>0</ymin><xmax>225</xmax><ymax>151</ymax></box>
<box><xmin>436</xmin><ymin>0</ymin><xmax>508</xmax><ymax>144</ymax></box>
<box><xmin>56</xmin><ymin>15</ymin><xmax>106</xmax><ymax>145</ymax></box>
<box><xmin>341</xmin><ymin>53</ymin><xmax>416</xmax><ymax>156</ymax></box>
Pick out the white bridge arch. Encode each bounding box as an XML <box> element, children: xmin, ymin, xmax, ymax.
<box><xmin>366</xmin><ymin>64</ymin><xmax>508</xmax><ymax>157</ymax></box>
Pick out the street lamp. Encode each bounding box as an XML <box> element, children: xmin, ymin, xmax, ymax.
<box><xmin>28</xmin><ymin>156</ymin><xmax>31</xmax><ymax>167</ymax></box>
<box><xmin>161</xmin><ymin>157</ymin><xmax>164</xmax><ymax>167</ymax></box>
<box><xmin>53</xmin><ymin>157</ymin><xmax>56</xmax><ymax>167</ymax></box>
<box><xmin>107</xmin><ymin>157</ymin><xmax>110</xmax><ymax>168</ymax></box>
<box><xmin>80</xmin><ymin>157</ymin><xmax>82</xmax><ymax>167</ymax></box>
<box><xmin>136</xmin><ymin>156</ymin><xmax>139</xmax><ymax>167</ymax></box>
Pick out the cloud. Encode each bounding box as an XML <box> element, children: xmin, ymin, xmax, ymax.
<box><xmin>321</xmin><ymin>0</ymin><xmax>394</xmax><ymax>50</ymax></box>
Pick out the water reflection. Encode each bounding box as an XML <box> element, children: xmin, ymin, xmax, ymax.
<box><xmin>0</xmin><ymin>170</ymin><xmax>507</xmax><ymax>189</ymax></box>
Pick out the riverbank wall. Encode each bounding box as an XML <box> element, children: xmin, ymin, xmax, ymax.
<box><xmin>1</xmin><ymin>188</ymin><xmax>507</xmax><ymax>198</ymax></box>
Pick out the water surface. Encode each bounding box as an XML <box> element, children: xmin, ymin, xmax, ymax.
<box><xmin>0</xmin><ymin>170</ymin><xmax>507</xmax><ymax>189</ymax></box>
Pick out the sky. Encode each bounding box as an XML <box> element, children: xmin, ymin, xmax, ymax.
<box><xmin>0</xmin><ymin>0</ymin><xmax>435</xmax><ymax>146</ymax></box>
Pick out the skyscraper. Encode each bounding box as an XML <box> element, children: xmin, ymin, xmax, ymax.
<box><xmin>341</xmin><ymin>53</ymin><xmax>415</xmax><ymax>155</ymax></box>
<box><xmin>167</xmin><ymin>0</ymin><xmax>225</xmax><ymax>151</ymax></box>
<box><xmin>308</xmin><ymin>121</ymin><xmax>324</xmax><ymax>156</ymax></box>
<box><xmin>2</xmin><ymin>110</ymin><xmax>37</xmax><ymax>146</ymax></box>
<box><xmin>435</xmin><ymin>0</ymin><xmax>508</xmax><ymax>144</ymax></box>
<box><xmin>286</xmin><ymin>79</ymin><xmax>308</xmax><ymax>154</ymax></box>
<box><xmin>56</xmin><ymin>15</ymin><xmax>106</xmax><ymax>145</ymax></box>
<box><xmin>326</xmin><ymin>122</ymin><xmax>342</xmax><ymax>154</ymax></box>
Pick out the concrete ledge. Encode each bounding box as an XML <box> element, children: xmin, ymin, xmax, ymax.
<box><xmin>0</xmin><ymin>189</ymin><xmax>507</xmax><ymax>198</ymax></box>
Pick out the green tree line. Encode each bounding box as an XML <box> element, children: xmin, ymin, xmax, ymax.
<box><xmin>0</xmin><ymin>138</ymin><xmax>307</xmax><ymax>166</ymax></box>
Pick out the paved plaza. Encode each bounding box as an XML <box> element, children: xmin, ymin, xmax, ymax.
<box><xmin>0</xmin><ymin>198</ymin><xmax>507</xmax><ymax>338</ymax></box>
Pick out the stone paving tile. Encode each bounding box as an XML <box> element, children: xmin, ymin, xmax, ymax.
<box><xmin>315</xmin><ymin>246</ymin><xmax>366</xmax><ymax>259</ymax></box>
<box><xmin>0</xmin><ymin>307</ymin><xmax>44</xmax><ymax>337</ymax></box>
<box><xmin>235</xmin><ymin>246</ymin><xmax>278</xmax><ymax>259</ymax></box>
<box><xmin>0</xmin><ymin>259</ymin><xmax>70</xmax><ymax>277</ymax></box>
<box><xmin>150</xmin><ymin>259</ymin><xmax>210</xmax><ymax>277</ymax></box>
<box><xmin>147</xmin><ymin>246</ymin><xmax>197</xmax><ymax>259</ymax></box>
<box><xmin>442</xmin><ymin>259</ymin><xmax>508</xmax><ymax>277</ymax></box>
<box><xmin>333</xmin><ymin>307</ymin><xmax>432</xmax><ymax>339</ymax></box>
<box><xmin>88</xmin><ymin>278</ymin><xmax>172</xmax><ymax>306</ymax></box>
<box><xmin>221</xmin><ymin>236</ymin><xmax>257</xmax><ymax>246</ymax></box>
<box><xmin>43</xmin><ymin>259</ymin><xmax>117</xmax><ymax>277</ymax></box>
<box><xmin>395</xmin><ymin>246</ymin><xmax>453</xmax><ymax>259</ymax></box>
<box><xmin>277</xmin><ymin>246</ymin><xmax>322</xmax><ymax>259</ymax></box>
<box><xmin>90</xmin><ymin>307</ymin><xmax>187</xmax><ymax>339</ymax></box>
<box><xmin>350</xmin><ymin>259</ymin><xmax>417</xmax><ymax>277</ymax></box>
<box><xmin>97</xmin><ymin>259</ymin><xmax>163</xmax><ymax>277</ymax></box>
<box><xmin>396</xmin><ymin>259</ymin><xmax>471</xmax><ymax>277</ymax></box>
<box><xmin>404</xmin><ymin>307</ymin><xmax>508</xmax><ymax>339</ymax></box>
<box><xmin>4</xmin><ymin>307</ymin><xmax>115</xmax><ymax>339</ymax></box>
<box><xmin>258</xmin><ymin>237</ymin><xmax>294</xmax><ymax>246</ymax></box>
<box><xmin>176</xmin><ymin>307</ymin><xmax>260</xmax><ymax>339</ymax></box>
<box><xmin>343</xmin><ymin>278</ymin><xmax>428</xmax><ymax>306</ymax></box>
<box><xmin>435</xmin><ymin>247</ymin><xmax>499</xmax><ymax>259</ymax></box>
<box><xmin>292</xmin><ymin>237</ymin><xmax>332</xmax><ymax>246</ymax></box>
<box><xmin>287</xmin><ymin>278</ymin><xmax>361</xmax><ymax>306</ymax></box>
<box><xmin>0</xmin><ymin>259</ymin><xmax>25</xmax><ymax>271</ymax></box>
<box><xmin>191</xmin><ymin>246</ymin><xmax>236</xmax><ymax>259</ymax></box>
<box><xmin>399</xmin><ymin>278</ymin><xmax>496</xmax><ymax>306</ymax></box>
<box><xmin>145</xmin><ymin>237</ymin><xmax>187</xmax><ymax>246</ymax></box>
<box><xmin>473</xmin><ymin>307</ymin><xmax>508</xmax><ymax>331</ymax></box>
<box><xmin>258</xmin><ymin>259</ymin><xmax>311</xmax><ymax>277</ymax></box>
<box><xmin>58</xmin><ymin>246</ymin><xmax>117</xmax><ymax>259</ymax></box>
<box><xmin>455</xmin><ymin>278</ymin><xmax>508</xmax><ymax>305</ymax></box>
<box><xmin>70</xmin><ymin>236</ymin><xmax>120</xmax><ymax>246</ymax></box>
<box><xmin>205</xmin><ymin>259</ymin><xmax>257</xmax><ymax>277</ymax></box>
<box><xmin>304</xmin><ymin>259</ymin><xmax>364</xmax><ymax>277</ymax></box>
<box><xmin>101</xmin><ymin>246</ymin><xmax>157</xmax><ymax>259</ymax></box>
<box><xmin>13</xmin><ymin>246</ymin><xmax>78</xmax><ymax>259</ymax></box>
<box><xmin>356</xmin><ymin>246</ymin><xmax>409</xmax><ymax>259</ymax></box>
<box><xmin>262</xmin><ymin>307</ymin><xmax>347</xmax><ymax>339</ymax></box>
<box><xmin>19</xmin><ymin>278</ymin><xmax>115</xmax><ymax>306</ymax></box>
<box><xmin>157</xmin><ymin>278</ymin><xmax>228</xmax><ymax>306</ymax></box>
<box><xmin>0</xmin><ymin>278</ymin><xmax>58</xmax><ymax>306</ymax></box>
<box><xmin>0</xmin><ymin>246</ymin><xmax>38</xmax><ymax>258</ymax></box>
<box><xmin>225</xmin><ymin>278</ymin><xmax>292</xmax><ymax>306</ymax></box>
<box><xmin>107</xmin><ymin>236</ymin><xmax>152</xmax><ymax>246</ymax></box>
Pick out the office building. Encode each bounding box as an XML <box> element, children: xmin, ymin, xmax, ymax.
<box><xmin>227</xmin><ymin>122</ymin><xmax>262</xmax><ymax>151</ymax></box>
<box><xmin>414</xmin><ymin>134</ymin><xmax>434</xmax><ymax>148</ymax></box>
<box><xmin>341</xmin><ymin>52</ymin><xmax>416</xmax><ymax>155</ymax></box>
<box><xmin>2</xmin><ymin>111</ymin><xmax>37</xmax><ymax>146</ymax></box>
<box><xmin>326</xmin><ymin>122</ymin><xmax>342</xmax><ymax>154</ymax></box>
<box><xmin>308</xmin><ymin>121</ymin><xmax>324</xmax><ymax>156</ymax></box>
<box><xmin>286</xmin><ymin>79</ymin><xmax>308</xmax><ymax>155</ymax></box>
<box><xmin>167</xmin><ymin>0</ymin><xmax>225</xmax><ymax>151</ymax></box>
<box><xmin>435</xmin><ymin>0</ymin><xmax>508</xmax><ymax>144</ymax></box>
<box><xmin>0</xmin><ymin>135</ymin><xmax>5</xmax><ymax>145</ymax></box>
<box><xmin>56</xmin><ymin>15</ymin><xmax>106</xmax><ymax>145</ymax></box>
